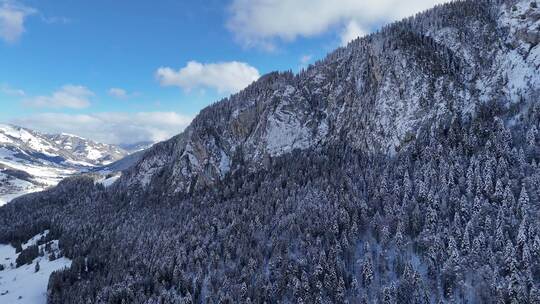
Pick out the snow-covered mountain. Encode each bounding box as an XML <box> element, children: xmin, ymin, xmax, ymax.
<box><xmin>121</xmin><ymin>0</ymin><xmax>539</xmax><ymax>195</ymax></box>
<box><xmin>0</xmin><ymin>124</ymin><xmax>129</xmax><ymax>205</ymax></box>
<box><xmin>119</xmin><ymin>141</ymin><xmax>155</xmax><ymax>154</ymax></box>
<box><xmin>0</xmin><ymin>0</ymin><xmax>539</xmax><ymax>303</ymax></box>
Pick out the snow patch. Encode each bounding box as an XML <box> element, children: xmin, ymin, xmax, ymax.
<box><xmin>0</xmin><ymin>231</ymin><xmax>71</xmax><ymax>304</ymax></box>
<box><xmin>85</xmin><ymin>147</ymin><xmax>103</xmax><ymax>161</ymax></box>
<box><xmin>265</xmin><ymin>111</ymin><xmax>312</xmax><ymax>157</ymax></box>
<box><xmin>219</xmin><ymin>150</ymin><xmax>231</xmax><ymax>176</ymax></box>
<box><xmin>96</xmin><ymin>173</ymin><xmax>122</xmax><ymax>188</ymax></box>
<box><xmin>0</xmin><ymin>172</ymin><xmax>40</xmax><ymax>206</ymax></box>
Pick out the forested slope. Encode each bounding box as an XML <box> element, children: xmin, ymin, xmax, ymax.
<box><xmin>0</xmin><ymin>0</ymin><xmax>539</xmax><ymax>303</ymax></box>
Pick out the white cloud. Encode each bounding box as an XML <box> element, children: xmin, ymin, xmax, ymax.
<box><xmin>298</xmin><ymin>54</ymin><xmax>313</xmax><ymax>70</ymax></box>
<box><xmin>12</xmin><ymin>112</ymin><xmax>193</xmax><ymax>144</ymax></box>
<box><xmin>227</xmin><ymin>0</ymin><xmax>450</xmax><ymax>49</ymax></box>
<box><xmin>340</xmin><ymin>20</ymin><xmax>366</xmax><ymax>46</ymax></box>
<box><xmin>0</xmin><ymin>83</ymin><xmax>25</xmax><ymax>96</ymax></box>
<box><xmin>156</xmin><ymin>60</ymin><xmax>260</xmax><ymax>94</ymax></box>
<box><xmin>108</xmin><ymin>88</ymin><xmax>128</xmax><ymax>99</ymax></box>
<box><xmin>0</xmin><ymin>0</ymin><xmax>36</xmax><ymax>43</ymax></box>
<box><xmin>23</xmin><ymin>85</ymin><xmax>94</xmax><ymax>109</ymax></box>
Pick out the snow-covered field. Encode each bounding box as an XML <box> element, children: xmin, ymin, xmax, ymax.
<box><xmin>0</xmin><ymin>172</ymin><xmax>40</xmax><ymax>206</ymax></box>
<box><xmin>0</xmin><ymin>152</ymin><xmax>76</xmax><ymax>206</ymax></box>
<box><xmin>0</xmin><ymin>192</ymin><xmax>36</xmax><ymax>207</ymax></box>
<box><xmin>0</xmin><ymin>231</ymin><xmax>71</xmax><ymax>304</ymax></box>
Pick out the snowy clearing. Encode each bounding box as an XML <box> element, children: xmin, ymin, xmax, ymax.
<box><xmin>0</xmin><ymin>231</ymin><xmax>71</xmax><ymax>304</ymax></box>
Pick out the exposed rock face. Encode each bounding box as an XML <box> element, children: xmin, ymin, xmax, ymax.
<box><xmin>122</xmin><ymin>0</ymin><xmax>539</xmax><ymax>195</ymax></box>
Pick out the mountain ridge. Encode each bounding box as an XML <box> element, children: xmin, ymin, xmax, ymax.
<box><xmin>121</xmin><ymin>0</ymin><xmax>539</xmax><ymax>196</ymax></box>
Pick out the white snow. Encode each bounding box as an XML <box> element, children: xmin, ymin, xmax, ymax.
<box><xmin>85</xmin><ymin>147</ymin><xmax>103</xmax><ymax>161</ymax></box>
<box><xmin>219</xmin><ymin>150</ymin><xmax>231</xmax><ymax>176</ymax></box>
<box><xmin>62</xmin><ymin>159</ymin><xmax>95</xmax><ymax>168</ymax></box>
<box><xmin>0</xmin><ymin>231</ymin><xmax>71</xmax><ymax>304</ymax></box>
<box><xmin>497</xmin><ymin>1</ymin><xmax>540</xmax><ymax>103</ymax></box>
<box><xmin>59</xmin><ymin>132</ymin><xmax>84</xmax><ymax>140</ymax></box>
<box><xmin>96</xmin><ymin>173</ymin><xmax>121</xmax><ymax>188</ymax></box>
<box><xmin>182</xmin><ymin>144</ymin><xmax>200</xmax><ymax>168</ymax></box>
<box><xmin>0</xmin><ymin>124</ymin><xmax>129</xmax><ymax>204</ymax></box>
<box><xmin>137</xmin><ymin>155</ymin><xmax>167</xmax><ymax>187</ymax></box>
<box><xmin>1</xmin><ymin>124</ymin><xmax>126</xmax><ymax>167</ymax></box>
<box><xmin>0</xmin><ymin>146</ymin><xmax>77</xmax><ymax>206</ymax></box>
<box><xmin>0</xmin><ymin>125</ymin><xmax>55</xmax><ymax>157</ymax></box>
<box><xmin>0</xmin><ymin>154</ymin><xmax>75</xmax><ymax>186</ymax></box>
<box><xmin>0</xmin><ymin>172</ymin><xmax>40</xmax><ymax>206</ymax></box>
<box><xmin>283</xmin><ymin>85</ymin><xmax>296</xmax><ymax>97</ymax></box>
<box><xmin>0</xmin><ymin>147</ymin><xmax>16</xmax><ymax>159</ymax></box>
<box><xmin>0</xmin><ymin>133</ymin><xmax>11</xmax><ymax>143</ymax></box>
<box><xmin>265</xmin><ymin>110</ymin><xmax>312</xmax><ymax>156</ymax></box>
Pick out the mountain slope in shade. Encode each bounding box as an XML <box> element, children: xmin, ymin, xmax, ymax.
<box><xmin>0</xmin><ymin>124</ymin><xmax>129</xmax><ymax>205</ymax></box>
<box><xmin>92</xmin><ymin>150</ymin><xmax>146</xmax><ymax>174</ymax></box>
<box><xmin>119</xmin><ymin>141</ymin><xmax>155</xmax><ymax>154</ymax></box>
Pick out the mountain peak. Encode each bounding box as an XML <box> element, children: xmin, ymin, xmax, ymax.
<box><xmin>122</xmin><ymin>0</ymin><xmax>539</xmax><ymax>195</ymax></box>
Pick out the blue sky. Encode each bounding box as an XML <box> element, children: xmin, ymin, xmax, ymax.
<box><xmin>0</xmin><ymin>0</ymin><xmax>447</xmax><ymax>144</ymax></box>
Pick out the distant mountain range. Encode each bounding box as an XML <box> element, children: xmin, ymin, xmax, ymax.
<box><xmin>0</xmin><ymin>124</ymin><xmax>149</xmax><ymax>205</ymax></box>
<box><xmin>118</xmin><ymin>141</ymin><xmax>155</xmax><ymax>154</ymax></box>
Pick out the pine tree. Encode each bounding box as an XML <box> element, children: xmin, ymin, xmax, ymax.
<box><xmin>494</xmin><ymin>179</ymin><xmax>504</xmax><ymax>202</ymax></box>
<box><xmin>526</xmin><ymin>126</ymin><xmax>537</xmax><ymax>146</ymax></box>
<box><xmin>494</xmin><ymin>225</ymin><xmax>505</xmax><ymax>252</ymax></box>
<box><xmin>382</xmin><ymin>284</ymin><xmax>396</xmax><ymax>304</ymax></box>
<box><xmin>533</xmin><ymin>234</ymin><xmax>540</xmax><ymax>258</ymax></box>
<box><xmin>351</xmin><ymin>277</ymin><xmax>360</xmax><ymax>299</ymax></box>
<box><xmin>517</xmin><ymin>187</ymin><xmax>530</xmax><ymax>218</ymax></box>
<box><xmin>521</xmin><ymin>243</ymin><xmax>531</xmax><ymax>266</ymax></box>
<box><xmin>503</xmin><ymin>241</ymin><xmax>516</xmax><ymax>275</ymax></box>
<box><xmin>336</xmin><ymin>277</ymin><xmax>346</xmax><ymax>303</ymax></box>
<box><xmin>517</xmin><ymin>219</ymin><xmax>528</xmax><ymax>248</ymax></box>
<box><xmin>362</xmin><ymin>257</ymin><xmax>374</xmax><ymax>287</ymax></box>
